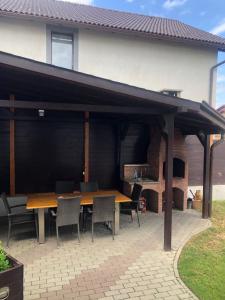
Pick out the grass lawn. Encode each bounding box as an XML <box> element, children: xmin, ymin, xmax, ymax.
<box><xmin>178</xmin><ymin>201</ymin><xmax>225</xmax><ymax>300</ymax></box>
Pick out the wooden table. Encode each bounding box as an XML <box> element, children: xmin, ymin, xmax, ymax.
<box><xmin>27</xmin><ymin>190</ymin><xmax>131</xmax><ymax>244</ymax></box>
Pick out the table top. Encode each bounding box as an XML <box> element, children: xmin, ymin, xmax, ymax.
<box><xmin>26</xmin><ymin>190</ymin><xmax>131</xmax><ymax>209</ymax></box>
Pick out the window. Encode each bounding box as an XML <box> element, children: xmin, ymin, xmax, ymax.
<box><xmin>161</xmin><ymin>90</ymin><xmax>181</xmax><ymax>97</ymax></box>
<box><xmin>51</xmin><ymin>33</ymin><xmax>73</xmax><ymax>69</ymax></box>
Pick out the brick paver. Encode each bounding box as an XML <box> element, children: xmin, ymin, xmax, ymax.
<box><xmin>0</xmin><ymin>210</ymin><xmax>209</xmax><ymax>300</ymax></box>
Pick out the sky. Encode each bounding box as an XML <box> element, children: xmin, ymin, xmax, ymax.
<box><xmin>61</xmin><ymin>0</ymin><xmax>225</xmax><ymax>107</ymax></box>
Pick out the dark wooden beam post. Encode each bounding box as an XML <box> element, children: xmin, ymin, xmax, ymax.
<box><xmin>163</xmin><ymin>114</ymin><xmax>174</xmax><ymax>251</ymax></box>
<box><xmin>84</xmin><ymin>112</ymin><xmax>90</xmax><ymax>183</ymax></box>
<box><xmin>202</xmin><ymin>134</ymin><xmax>211</xmax><ymax>219</ymax></box>
<box><xmin>209</xmin><ymin>134</ymin><xmax>214</xmax><ymax>218</ymax></box>
<box><xmin>9</xmin><ymin>94</ymin><xmax>16</xmax><ymax>196</ymax></box>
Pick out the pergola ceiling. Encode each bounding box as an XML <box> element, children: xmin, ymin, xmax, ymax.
<box><xmin>0</xmin><ymin>51</ymin><xmax>225</xmax><ymax>135</ymax></box>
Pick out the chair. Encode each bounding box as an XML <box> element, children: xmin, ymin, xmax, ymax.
<box><xmin>55</xmin><ymin>181</ymin><xmax>75</xmax><ymax>194</ymax></box>
<box><xmin>55</xmin><ymin>196</ymin><xmax>81</xmax><ymax>246</ymax></box>
<box><xmin>120</xmin><ymin>183</ymin><xmax>142</xmax><ymax>227</ymax></box>
<box><xmin>1</xmin><ymin>193</ymin><xmax>38</xmax><ymax>247</ymax></box>
<box><xmin>48</xmin><ymin>180</ymin><xmax>75</xmax><ymax>229</ymax></box>
<box><xmin>92</xmin><ymin>195</ymin><xmax>115</xmax><ymax>242</ymax></box>
<box><xmin>80</xmin><ymin>181</ymin><xmax>98</xmax><ymax>230</ymax></box>
<box><xmin>80</xmin><ymin>181</ymin><xmax>98</xmax><ymax>192</ymax></box>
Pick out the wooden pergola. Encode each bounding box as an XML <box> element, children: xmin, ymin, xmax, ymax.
<box><xmin>0</xmin><ymin>51</ymin><xmax>225</xmax><ymax>251</ymax></box>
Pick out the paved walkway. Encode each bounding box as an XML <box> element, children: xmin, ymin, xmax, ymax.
<box><xmin>0</xmin><ymin>210</ymin><xmax>209</xmax><ymax>300</ymax></box>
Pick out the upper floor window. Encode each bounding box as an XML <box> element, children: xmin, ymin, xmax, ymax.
<box><xmin>51</xmin><ymin>33</ymin><xmax>73</xmax><ymax>69</ymax></box>
<box><xmin>161</xmin><ymin>90</ymin><xmax>181</xmax><ymax>97</ymax></box>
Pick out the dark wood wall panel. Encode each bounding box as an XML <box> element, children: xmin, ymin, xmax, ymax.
<box><xmin>0</xmin><ymin>121</ymin><xmax>10</xmax><ymax>193</ymax></box>
<box><xmin>186</xmin><ymin>135</ymin><xmax>203</xmax><ymax>186</ymax></box>
<box><xmin>120</xmin><ymin>124</ymin><xmax>149</xmax><ymax>165</ymax></box>
<box><xmin>90</xmin><ymin>122</ymin><xmax>117</xmax><ymax>189</ymax></box>
<box><xmin>186</xmin><ymin>135</ymin><xmax>225</xmax><ymax>186</ymax></box>
<box><xmin>2</xmin><ymin>115</ymin><xmax>155</xmax><ymax>193</ymax></box>
<box><xmin>15</xmin><ymin>119</ymin><xmax>83</xmax><ymax>193</ymax></box>
<box><xmin>211</xmin><ymin>142</ymin><xmax>225</xmax><ymax>185</ymax></box>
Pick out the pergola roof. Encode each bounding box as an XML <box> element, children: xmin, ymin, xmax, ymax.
<box><xmin>0</xmin><ymin>51</ymin><xmax>224</xmax><ymax>134</ymax></box>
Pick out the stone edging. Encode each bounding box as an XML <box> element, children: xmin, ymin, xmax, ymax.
<box><xmin>173</xmin><ymin>219</ymin><xmax>212</xmax><ymax>300</ymax></box>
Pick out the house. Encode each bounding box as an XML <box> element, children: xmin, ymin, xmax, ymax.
<box><xmin>0</xmin><ymin>0</ymin><xmax>225</xmax><ymax>250</ymax></box>
<box><xmin>0</xmin><ymin>0</ymin><xmax>225</xmax><ymax>105</ymax></box>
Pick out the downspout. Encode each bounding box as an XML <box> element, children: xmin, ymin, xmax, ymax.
<box><xmin>209</xmin><ymin>132</ymin><xmax>225</xmax><ymax>217</ymax></box>
<box><xmin>209</xmin><ymin>60</ymin><xmax>225</xmax><ymax>106</ymax></box>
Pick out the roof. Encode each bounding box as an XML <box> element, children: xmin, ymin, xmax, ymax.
<box><xmin>0</xmin><ymin>0</ymin><xmax>225</xmax><ymax>51</ymax></box>
<box><xmin>217</xmin><ymin>105</ymin><xmax>225</xmax><ymax>114</ymax></box>
<box><xmin>0</xmin><ymin>51</ymin><xmax>225</xmax><ymax>134</ymax></box>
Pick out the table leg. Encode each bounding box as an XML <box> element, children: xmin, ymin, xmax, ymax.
<box><xmin>115</xmin><ymin>203</ymin><xmax>120</xmax><ymax>235</ymax></box>
<box><xmin>38</xmin><ymin>208</ymin><xmax>45</xmax><ymax>244</ymax></box>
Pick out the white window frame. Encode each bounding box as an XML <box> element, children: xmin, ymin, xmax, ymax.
<box><xmin>46</xmin><ymin>25</ymin><xmax>78</xmax><ymax>71</ymax></box>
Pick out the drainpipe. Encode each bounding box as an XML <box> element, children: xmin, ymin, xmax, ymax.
<box><xmin>209</xmin><ymin>132</ymin><xmax>225</xmax><ymax>217</ymax></box>
<box><xmin>209</xmin><ymin>60</ymin><xmax>225</xmax><ymax>106</ymax></box>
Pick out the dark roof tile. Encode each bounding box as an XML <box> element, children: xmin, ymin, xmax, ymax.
<box><xmin>1</xmin><ymin>0</ymin><xmax>225</xmax><ymax>50</ymax></box>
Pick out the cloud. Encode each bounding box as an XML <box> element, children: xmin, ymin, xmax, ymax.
<box><xmin>180</xmin><ymin>9</ymin><xmax>191</xmax><ymax>15</ymax></box>
<box><xmin>217</xmin><ymin>74</ymin><xmax>225</xmax><ymax>83</ymax></box>
<box><xmin>216</xmin><ymin>79</ymin><xmax>225</xmax><ymax>101</ymax></box>
<box><xmin>216</xmin><ymin>98</ymin><xmax>225</xmax><ymax>108</ymax></box>
<box><xmin>163</xmin><ymin>0</ymin><xmax>187</xmax><ymax>10</ymax></box>
<box><xmin>148</xmin><ymin>11</ymin><xmax>165</xmax><ymax>17</ymax></box>
<box><xmin>59</xmin><ymin>0</ymin><xmax>93</xmax><ymax>4</ymax></box>
<box><xmin>217</xmin><ymin>84</ymin><xmax>225</xmax><ymax>98</ymax></box>
<box><xmin>126</xmin><ymin>0</ymin><xmax>134</xmax><ymax>2</ymax></box>
<box><xmin>216</xmin><ymin>70</ymin><xmax>225</xmax><ymax>106</ymax></box>
<box><xmin>211</xmin><ymin>19</ymin><xmax>225</xmax><ymax>35</ymax></box>
<box><xmin>200</xmin><ymin>11</ymin><xmax>206</xmax><ymax>16</ymax></box>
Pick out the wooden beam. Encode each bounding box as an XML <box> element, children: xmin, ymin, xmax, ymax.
<box><xmin>9</xmin><ymin>94</ymin><xmax>15</xmax><ymax>196</ymax></box>
<box><xmin>84</xmin><ymin>112</ymin><xmax>90</xmax><ymax>183</ymax></box>
<box><xmin>202</xmin><ymin>134</ymin><xmax>211</xmax><ymax>219</ymax></box>
<box><xmin>197</xmin><ymin>131</ymin><xmax>205</xmax><ymax>146</ymax></box>
<box><xmin>208</xmin><ymin>134</ymin><xmax>214</xmax><ymax>218</ymax></box>
<box><xmin>200</xmin><ymin>105</ymin><xmax>225</xmax><ymax>131</ymax></box>
<box><xmin>0</xmin><ymin>99</ymin><xmax>167</xmax><ymax>115</ymax></box>
<box><xmin>0</xmin><ymin>51</ymin><xmax>200</xmax><ymax>110</ymax></box>
<box><xmin>163</xmin><ymin>114</ymin><xmax>174</xmax><ymax>251</ymax></box>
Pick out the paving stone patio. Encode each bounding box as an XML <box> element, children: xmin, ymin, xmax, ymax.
<box><xmin>0</xmin><ymin>210</ymin><xmax>209</xmax><ymax>300</ymax></box>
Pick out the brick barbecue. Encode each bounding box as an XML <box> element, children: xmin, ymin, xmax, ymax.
<box><xmin>123</xmin><ymin>127</ymin><xmax>188</xmax><ymax>213</ymax></box>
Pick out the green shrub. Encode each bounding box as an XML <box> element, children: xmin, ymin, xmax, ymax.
<box><xmin>0</xmin><ymin>242</ymin><xmax>11</xmax><ymax>272</ymax></box>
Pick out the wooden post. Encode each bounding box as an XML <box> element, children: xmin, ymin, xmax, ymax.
<box><xmin>9</xmin><ymin>94</ymin><xmax>16</xmax><ymax>196</ymax></box>
<box><xmin>84</xmin><ymin>112</ymin><xmax>90</xmax><ymax>183</ymax></box>
<box><xmin>202</xmin><ymin>135</ymin><xmax>211</xmax><ymax>219</ymax></box>
<box><xmin>209</xmin><ymin>133</ymin><xmax>214</xmax><ymax>217</ymax></box>
<box><xmin>163</xmin><ymin>115</ymin><xmax>174</xmax><ymax>251</ymax></box>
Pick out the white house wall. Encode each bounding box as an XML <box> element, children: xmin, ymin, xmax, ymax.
<box><xmin>0</xmin><ymin>17</ymin><xmax>46</xmax><ymax>62</ymax></box>
<box><xmin>0</xmin><ymin>17</ymin><xmax>218</xmax><ymax>104</ymax></box>
<box><xmin>79</xmin><ymin>29</ymin><xmax>218</xmax><ymax>104</ymax></box>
